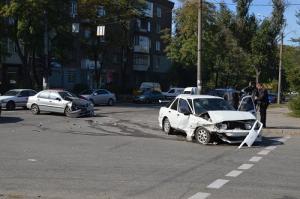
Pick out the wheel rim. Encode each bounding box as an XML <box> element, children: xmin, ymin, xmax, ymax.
<box><xmin>164</xmin><ymin>119</ymin><xmax>170</xmax><ymax>133</ymax></box>
<box><xmin>196</xmin><ymin>129</ymin><xmax>208</xmax><ymax>144</ymax></box>
<box><xmin>32</xmin><ymin>105</ymin><xmax>38</xmax><ymax>113</ymax></box>
<box><xmin>65</xmin><ymin>107</ymin><xmax>71</xmax><ymax>116</ymax></box>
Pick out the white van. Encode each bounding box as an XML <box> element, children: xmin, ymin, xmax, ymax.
<box><xmin>183</xmin><ymin>87</ymin><xmax>198</xmax><ymax>95</ymax></box>
<box><xmin>139</xmin><ymin>82</ymin><xmax>161</xmax><ymax>92</ymax></box>
<box><xmin>162</xmin><ymin>87</ymin><xmax>184</xmax><ymax>99</ymax></box>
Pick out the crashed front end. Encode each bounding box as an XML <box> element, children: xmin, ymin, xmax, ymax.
<box><xmin>67</xmin><ymin>101</ymin><xmax>94</xmax><ymax>118</ymax></box>
<box><xmin>191</xmin><ymin>110</ymin><xmax>263</xmax><ymax>144</ymax></box>
<box><xmin>210</xmin><ymin>120</ymin><xmax>262</xmax><ymax>143</ymax></box>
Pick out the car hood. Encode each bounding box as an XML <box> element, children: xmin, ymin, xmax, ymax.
<box><xmin>69</xmin><ymin>97</ymin><xmax>90</xmax><ymax>106</ymax></box>
<box><xmin>207</xmin><ymin>110</ymin><xmax>256</xmax><ymax>123</ymax></box>
<box><xmin>0</xmin><ymin>96</ymin><xmax>14</xmax><ymax>101</ymax></box>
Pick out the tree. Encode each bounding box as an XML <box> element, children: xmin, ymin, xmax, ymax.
<box><xmin>0</xmin><ymin>0</ymin><xmax>73</xmax><ymax>89</ymax></box>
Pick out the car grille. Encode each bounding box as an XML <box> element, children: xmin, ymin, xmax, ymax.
<box><xmin>223</xmin><ymin>120</ymin><xmax>255</xmax><ymax>130</ymax></box>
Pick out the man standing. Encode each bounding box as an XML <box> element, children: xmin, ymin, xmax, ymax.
<box><xmin>256</xmin><ymin>83</ymin><xmax>269</xmax><ymax>128</ymax></box>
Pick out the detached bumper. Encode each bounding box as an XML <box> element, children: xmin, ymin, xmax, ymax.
<box><xmin>69</xmin><ymin>107</ymin><xmax>94</xmax><ymax>118</ymax></box>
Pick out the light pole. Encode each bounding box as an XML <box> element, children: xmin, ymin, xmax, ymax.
<box><xmin>277</xmin><ymin>31</ymin><xmax>283</xmax><ymax>104</ymax></box>
<box><xmin>43</xmin><ymin>10</ymin><xmax>49</xmax><ymax>90</ymax></box>
<box><xmin>197</xmin><ymin>0</ymin><xmax>202</xmax><ymax>94</ymax></box>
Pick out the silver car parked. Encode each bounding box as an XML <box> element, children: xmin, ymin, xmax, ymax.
<box><xmin>79</xmin><ymin>89</ymin><xmax>116</xmax><ymax>106</ymax></box>
<box><xmin>0</xmin><ymin>89</ymin><xmax>37</xmax><ymax>110</ymax></box>
<box><xmin>27</xmin><ymin>90</ymin><xmax>94</xmax><ymax>117</ymax></box>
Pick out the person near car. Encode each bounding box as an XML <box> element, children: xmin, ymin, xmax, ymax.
<box><xmin>256</xmin><ymin>83</ymin><xmax>269</xmax><ymax>128</ymax></box>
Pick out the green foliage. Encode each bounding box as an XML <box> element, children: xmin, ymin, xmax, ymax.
<box><xmin>164</xmin><ymin>0</ymin><xmax>285</xmax><ymax>89</ymax></box>
<box><xmin>288</xmin><ymin>96</ymin><xmax>300</xmax><ymax>117</ymax></box>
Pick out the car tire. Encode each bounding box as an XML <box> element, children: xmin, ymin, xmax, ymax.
<box><xmin>194</xmin><ymin>127</ymin><xmax>212</xmax><ymax>145</ymax></box>
<box><xmin>107</xmin><ymin>99</ymin><xmax>114</xmax><ymax>106</ymax></box>
<box><xmin>163</xmin><ymin>117</ymin><xmax>172</xmax><ymax>134</ymax></box>
<box><xmin>65</xmin><ymin>106</ymin><xmax>72</xmax><ymax>117</ymax></box>
<box><xmin>6</xmin><ymin>101</ymin><xmax>15</xmax><ymax>111</ymax></box>
<box><xmin>31</xmin><ymin>104</ymin><xmax>40</xmax><ymax>115</ymax></box>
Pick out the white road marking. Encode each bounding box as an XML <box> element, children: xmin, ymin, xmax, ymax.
<box><xmin>188</xmin><ymin>192</ymin><xmax>211</xmax><ymax>199</ymax></box>
<box><xmin>225</xmin><ymin>170</ymin><xmax>243</xmax><ymax>177</ymax></box>
<box><xmin>265</xmin><ymin>146</ymin><xmax>277</xmax><ymax>150</ymax></box>
<box><xmin>207</xmin><ymin>179</ymin><xmax>229</xmax><ymax>189</ymax></box>
<box><xmin>249</xmin><ymin>156</ymin><xmax>263</xmax><ymax>162</ymax></box>
<box><xmin>27</xmin><ymin>159</ymin><xmax>37</xmax><ymax>162</ymax></box>
<box><xmin>258</xmin><ymin>150</ymin><xmax>271</xmax><ymax>155</ymax></box>
<box><xmin>238</xmin><ymin>163</ymin><xmax>254</xmax><ymax>170</ymax></box>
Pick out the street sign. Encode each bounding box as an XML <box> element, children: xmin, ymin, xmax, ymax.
<box><xmin>97</xmin><ymin>26</ymin><xmax>105</xmax><ymax>36</ymax></box>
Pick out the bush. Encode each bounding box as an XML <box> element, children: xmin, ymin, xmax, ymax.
<box><xmin>288</xmin><ymin>96</ymin><xmax>300</xmax><ymax>117</ymax></box>
<box><xmin>72</xmin><ymin>83</ymin><xmax>89</xmax><ymax>95</ymax></box>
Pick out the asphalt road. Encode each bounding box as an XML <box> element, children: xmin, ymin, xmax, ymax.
<box><xmin>0</xmin><ymin>104</ymin><xmax>299</xmax><ymax>199</ymax></box>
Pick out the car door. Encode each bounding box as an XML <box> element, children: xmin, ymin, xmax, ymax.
<box><xmin>166</xmin><ymin>98</ymin><xmax>180</xmax><ymax>128</ymax></box>
<box><xmin>49</xmin><ymin>92</ymin><xmax>65</xmax><ymax>113</ymax></box>
<box><xmin>238</xmin><ymin>96</ymin><xmax>256</xmax><ymax>116</ymax></box>
<box><xmin>36</xmin><ymin>91</ymin><xmax>50</xmax><ymax>111</ymax></box>
<box><xmin>17</xmin><ymin>90</ymin><xmax>30</xmax><ymax>107</ymax></box>
<box><xmin>177</xmin><ymin>99</ymin><xmax>192</xmax><ymax>130</ymax></box>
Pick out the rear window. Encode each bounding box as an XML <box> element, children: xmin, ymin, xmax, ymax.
<box><xmin>38</xmin><ymin>91</ymin><xmax>49</xmax><ymax>99</ymax></box>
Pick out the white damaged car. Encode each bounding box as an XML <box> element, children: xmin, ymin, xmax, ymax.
<box><xmin>27</xmin><ymin>90</ymin><xmax>94</xmax><ymax>117</ymax></box>
<box><xmin>158</xmin><ymin>94</ymin><xmax>262</xmax><ymax>145</ymax></box>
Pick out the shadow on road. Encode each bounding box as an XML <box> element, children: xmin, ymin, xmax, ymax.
<box><xmin>0</xmin><ymin>116</ymin><xmax>23</xmax><ymax>124</ymax></box>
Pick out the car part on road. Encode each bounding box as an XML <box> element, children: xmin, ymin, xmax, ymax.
<box><xmin>195</xmin><ymin>127</ymin><xmax>212</xmax><ymax>144</ymax></box>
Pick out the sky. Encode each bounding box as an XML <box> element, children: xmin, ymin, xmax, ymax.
<box><xmin>173</xmin><ymin>0</ymin><xmax>300</xmax><ymax>46</ymax></box>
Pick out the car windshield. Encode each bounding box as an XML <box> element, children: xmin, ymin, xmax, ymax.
<box><xmin>193</xmin><ymin>98</ymin><xmax>235</xmax><ymax>114</ymax></box>
<box><xmin>81</xmin><ymin>89</ymin><xmax>94</xmax><ymax>95</ymax></box>
<box><xmin>58</xmin><ymin>91</ymin><xmax>77</xmax><ymax>101</ymax></box>
<box><xmin>3</xmin><ymin>90</ymin><xmax>19</xmax><ymax>96</ymax></box>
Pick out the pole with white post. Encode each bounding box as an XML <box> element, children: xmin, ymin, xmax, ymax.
<box><xmin>197</xmin><ymin>0</ymin><xmax>202</xmax><ymax>95</ymax></box>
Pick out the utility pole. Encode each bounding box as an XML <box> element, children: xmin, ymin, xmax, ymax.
<box><xmin>197</xmin><ymin>0</ymin><xmax>202</xmax><ymax>95</ymax></box>
<box><xmin>277</xmin><ymin>31</ymin><xmax>283</xmax><ymax>104</ymax></box>
<box><xmin>43</xmin><ymin>10</ymin><xmax>49</xmax><ymax>90</ymax></box>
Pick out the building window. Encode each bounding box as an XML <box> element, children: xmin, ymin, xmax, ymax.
<box><xmin>134</xmin><ymin>35</ymin><xmax>150</xmax><ymax>53</ymax></box>
<box><xmin>137</xmin><ymin>19</ymin><xmax>151</xmax><ymax>32</ymax></box>
<box><xmin>155</xmin><ymin>41</ymin><xmax>161</xmax><ymax>52</ymax></box>
<box><xmin>144</xmin><ymin>1</ymin><xmax>153</xmax><ymax>17</ymax></box>
<box><xmin>156</xmin><ymin>22</ymin><xmax>161</xmax><ymax>33</ymax></box>
<box><xmin>133</xmin><ymin>54</ymin><xmax>150</xmax><ymax>66</ymax></box>
<box><xmin>71</xmin><ymin>0</ymin><xmax>77</xmax><ymax>18</ymax></box>
<box><xmin>157</xmin><ymin>7</ymin><xmax>162</xmax><ymax>18</ymax></box>
<box><xmin>97</xmin><ymin>6</ymin><xmax>106</xmax><ymax>17</ymax></box>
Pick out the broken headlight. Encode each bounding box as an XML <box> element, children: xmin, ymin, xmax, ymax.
<box><xmin>244</xmin><ymin>123</ymin><xmax>252</xmax><ymax>130</ymax></box>
<box><xmin>216</xmin><ymin>123</ymin><xmax>228</xmax><ymax>130</ymax></box>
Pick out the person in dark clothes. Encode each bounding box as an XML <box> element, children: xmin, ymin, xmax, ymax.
<box><xmin>256</xmin><ymin>83</ymin><xmax>269</xmax><ymax>128</ymax></box>
<box><xmin>232</xmin><ymin>92</ymin><xmax>240</xmax><ymax>110</ymax></box>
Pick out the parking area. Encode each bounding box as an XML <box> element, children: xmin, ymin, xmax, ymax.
<box><xmin>0</xmin><ymin>104</ymin><xmax>300</xmax><ymax>199</ymax></box>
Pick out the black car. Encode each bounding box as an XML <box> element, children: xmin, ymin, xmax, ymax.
<box><xmin>134</xmin><ymin>91</ymin><xmax>165</xmax><ymax>103</ymax></box>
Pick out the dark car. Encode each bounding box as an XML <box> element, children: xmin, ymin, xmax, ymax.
<box><xmin>268</xmin><ymin>93</ymin><xmax>277</xmax><ymax>104</ymax></box>
<box><xmin>134</xmin><ymin>91</ymin><xmax>165</xmax><ymax>103</ymax></box>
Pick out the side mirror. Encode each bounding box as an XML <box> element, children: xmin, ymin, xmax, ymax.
<box><xmin>93</xmin><ymin>93</ymin><xmax>97</xmax><ymax>96</ymax></box>
<box><xmin>56</xmin><ymin>98</ymin><xmax>61</xmax><ymax>101</ymax></box>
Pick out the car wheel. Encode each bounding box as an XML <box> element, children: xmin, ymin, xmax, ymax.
<box><xmin>65</xmin><ymin>106</ymin><xmax>72</xmax><ymax>117</ymax></box>
<box><xmin>163</xmin><ymin>118</ymin><xmax>172</xmax><ymax>134</ymax></box>
<box><xmin>31</xmin><ymin>104</ymin><xmax>40</xmax><ymax>115</ymax></box>
<box><xmin>6</xmin><ymin>101</ymin><xmax>15</xmax><ymax>111</ymax></box>
<box><xmin>194</xmin><ymin>127</ymin><xmax>212</xmax><ymax>145</ymax></box>
<box><xmin>107</xmin><ymin>99</ymin><xmax>114</xmax><ymax>106</ymax></box>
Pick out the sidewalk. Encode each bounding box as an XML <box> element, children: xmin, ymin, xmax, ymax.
<box><xmin>262</xmin><ymin>106</ymin><xmax>300</xmax><ymax>136</ymax></box>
